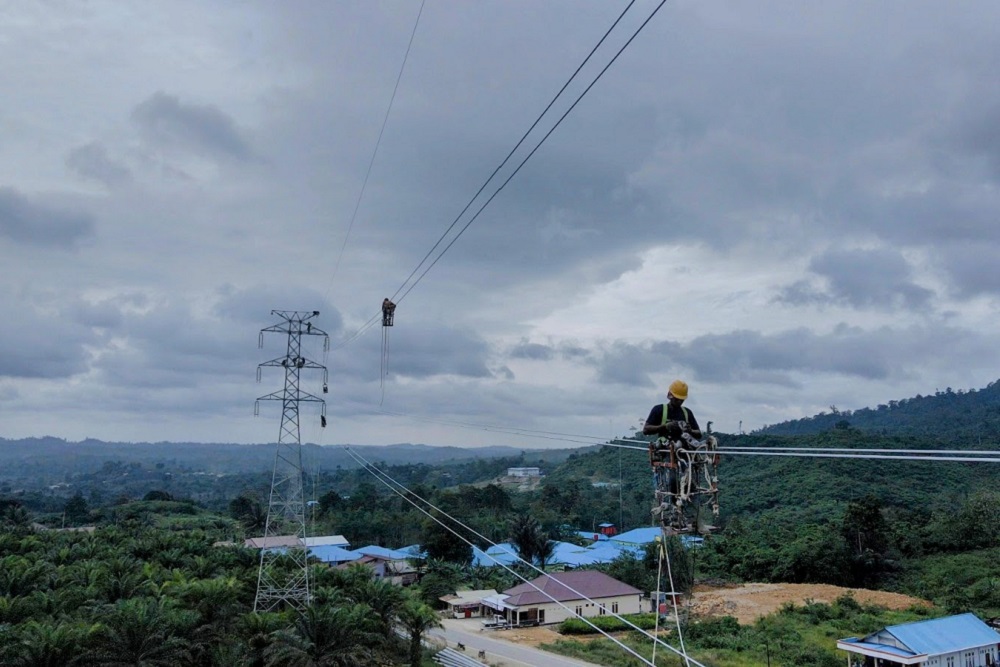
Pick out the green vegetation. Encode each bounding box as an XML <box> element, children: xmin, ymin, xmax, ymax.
<box><xmin>0</xmin><ymin>507</ymin><xmax>441</xmax><ymax>667</ymax></box>
<box><xmin>558</xmin><ymin>612</ymin><xmax>659</xmax><ymax>634</ymax></box>
<box><xmin>3</xmin><ymin>380</ymin><xmax>1000</xmax><ymax>665</ymax></box>
<box><xmin>545</xmin><ymin>595</ymin><xmax>942</xmax><ymax>666</ymax></box>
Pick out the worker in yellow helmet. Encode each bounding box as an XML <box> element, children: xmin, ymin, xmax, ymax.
<box><xmin>643</xmin><ymin>379</ymin><xmax>702</xmax><ymax>440</ymax></box>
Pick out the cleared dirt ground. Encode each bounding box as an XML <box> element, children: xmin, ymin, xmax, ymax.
<box><xmin>488</xmin><ymin>583</ymin><xmax>932</xmax><ymax>647</ymax></box>
<box><xmin>690</xmin><ymin>582</ymin><xmax>932</xmax><ymax>624</ymax></box>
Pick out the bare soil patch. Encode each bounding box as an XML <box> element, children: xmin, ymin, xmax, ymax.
<box><xmin>690</xmin><ymin>583</ymin><xmax>932</xmax><ymax>624</ymax></box>
<box><xmin>491</xmin><ymin>625</ymin><xmax>570</xmax><ymax>648</ymax></box>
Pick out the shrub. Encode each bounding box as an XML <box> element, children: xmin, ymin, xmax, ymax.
<box><xmin>558</xmin><ymin>613</ymin><xmax>658</xmax><ymax>635</ymax></box>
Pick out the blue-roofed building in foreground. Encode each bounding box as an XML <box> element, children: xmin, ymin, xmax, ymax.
<box><xmin>837</xmin><ymin>613</ymin><xmax>1000</xmax><ymax>666</ymax></box>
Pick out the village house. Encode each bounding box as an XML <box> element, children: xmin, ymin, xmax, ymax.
<box><xmin>439</xmin><ymin>589</ymin><xmax>499</xmax><ymax>618</ymax></box>
<box><xmin>838</xmin><ymin>613</ymin><xmax>1000</xmax><ymax>667</ymax></box>
<box><xmin>480</xmin><ymin>570</ymin><xmax>641</xmax><ymax>627</ymax></box>
<box><xmin>338</xmin><ymin>545</ymin><xmax>421</xmax><ymax>586</ymax></box>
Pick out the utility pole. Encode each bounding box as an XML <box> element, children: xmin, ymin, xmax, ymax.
<box><xmin>254</xmin><ymin>310</ymin><xmax>329</xmax><ymax>612</ymax></box>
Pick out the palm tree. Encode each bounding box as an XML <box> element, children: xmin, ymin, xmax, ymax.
<box><xmin>88</xmin><ymin>598</ymin><xmax>193</xmax><ymax>667</ymax></box>
<box><xmin>345</xmin><ymin>577</ymin><xmax>403</xmax><ymax>636</ymax></box>
<box><xmin>1</xmin><ymin>619</ymin><xmax>95</xmax><ymax>667</ymax></box>
<box><xmin>264</xmin><ymin>604</ymin><xmax>383</xmax><ymax>667</ymax></box>
<box><xmin>396</xmin><ymin>595</ymin><xmax>442</xmax><ymax>667</ymax></box>
<box><xmin>535</xmin><ymin>537</ymin><xmax>556</xmax><ymax>570</ymax></box>
<box><xmin>509</xmin><ymin>514</ymin><xmax>540</xmax><ymax>565</ymax></box>
<box><xmin>235</xmin><ymin>611</ymin><xmax>286</xmax><ymax>667</ymax></box>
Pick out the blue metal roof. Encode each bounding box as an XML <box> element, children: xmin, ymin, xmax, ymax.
<box><xmin>472</xmin><ymin>545</ymin><xmax>520</xmax><ymax>567</ymax></box>
<box><xmin>398</xmin><ymin>544</ymin><xmax>426</xmax><ymax>558</ymax></box>
<box><xmin>884</xmin><ymin>613</ymin><xmax>1000</xmax><ymax>656</ymax></box>
<box><xmin>308</xmin><ymin>545</ymin><xmax>361</xmax><ymax>564</ymax></box>
<box><xmin>838</xmin><ymin>640</ymin><xmax>919</xmax><ymax>659</ymax></box>
<box><xmin>352</xmin><ymin>545</ymin><xmax>414</xmax><ymax>560</ymax></box>
<box><xmin>576</xmin><ymin>530</ymin><xmax>609</xmax><ymax>542</ymax></box>
<box><xmin>610</xmin><ymin>527</ymin><xmax>661</xmax><ymax>545</ymax></box>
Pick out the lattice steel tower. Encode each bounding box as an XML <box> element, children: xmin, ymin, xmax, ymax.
<box><xmin>254</xmin><ymin>310</ymin><xmax>329</xmax><ymax>612</ymax></box>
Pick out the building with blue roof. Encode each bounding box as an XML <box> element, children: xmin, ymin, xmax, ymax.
<box><xmin>352</xmin><ymin>545</ymin><xmax>414</xmax><ymax>561</ymax></box>
<box><xmin>837</xmin><ymin>612</ymin><xmax>1000</xmax><ymax>666</ymax></box>
<box><xmin>610</xmin><ymin>526</ymin><xmax>704</xmax><ymax>550</ymax></box>
<box><xmin>308</xmin><ymin>544</ymin><xmax>361</xmax><ymax>565</ymax></box>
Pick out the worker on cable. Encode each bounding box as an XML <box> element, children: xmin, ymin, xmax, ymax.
<box><xmin>645</xmin><ymin>379</ymin><xmax>719</xmax><ymax>534</ymax></box>
<box><xmin>643</xmin><ymin>379</ymin><xmax>702</xmax><ymax>441</ymax></box>
<box><xmin>381</xmin><ymin>298</ymin><xmax>396</xmax><ymax>327</ymax></box>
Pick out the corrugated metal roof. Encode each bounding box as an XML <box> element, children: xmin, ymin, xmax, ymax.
<box><xmin>610</xmin><ymin>527</ymin><xmax>661</xmax><ymax>545</ymax></box>
<box><xmin>308</xmin><ymin>545</ymin><xmax>361</xmax><ymax>564</ymax></box>
<box><xmin>577</xmin><ymin>530</ymin><xmax>609</xmax><ymax>542</ymax></box>
<box><xmin>882</xmin><ymin>613</ymin><xmax>1000</xmax><ymax>656</ymax></box>
<box><xmin>244</xmin><ymin>535</ymin><xmax>301</xmax><ymax>549</ymax></box>
<box><xmin>302</xmin><ymin>535</ymin><xmax>350</xmax><ymax>548</ymax></box>
<box><xmin>352</xmin><ymin>545</ymin><xmax>414</xmax><ymax>560</ymax></box>
<box><xmin>501</xmin><ymin>571</ymin><xmax>641</xmax><ymax>607</ymax></box>
<box><xmin>837</xmin><ymin>640</ymin><xmax>920</xmax><ymax>659</ymax></box>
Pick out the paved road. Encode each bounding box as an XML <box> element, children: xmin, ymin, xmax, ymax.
<box><xmin>431</xmin><ymin>619</ymin><xmax>607</xmax><ymax>667</ymax></box>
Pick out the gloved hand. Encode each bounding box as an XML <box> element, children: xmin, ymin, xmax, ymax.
<box><xmin>664</xmin><ymin>421</ymin><xmax>683</xmax><ymax>438</ymax></box>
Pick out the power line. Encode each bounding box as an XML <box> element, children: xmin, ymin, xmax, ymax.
<box><xmin>393</xmin><ymin>0</ymin><xmax>668</xmax><ymax>306</ymax></box>
<box><xmin>342</xmin><ymin>445</ymin><xmax>707</xmax><ymax>667</ymax></box>
<box><xmin>371</xmin><ymin>409</ymin><xmax>1000</xmax><ymax>460</ymax></box>
<box><xmin>390</xmin><ymin>0</ymin><xmax>639</xmax><ymax>305</ymax></box>
<box><xmin>603</xmin><ymin>440</ymin><xmax>1000</xmax><ymax>464</ymax></box>
<box><xmin>327</xmin><ymin>0</ymin><xmax>426</xmax><ymax>294</ymax></box>
<box><xmin>331</xmin><ymin>0</ymin><xmax>662</xmax><ymax>351</ymax></box>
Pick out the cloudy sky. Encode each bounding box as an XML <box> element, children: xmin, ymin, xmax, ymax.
<box><xmin>3</xmin><ymin>1</ymin><xmax>1000</xmax><ymax>449</ymax></box>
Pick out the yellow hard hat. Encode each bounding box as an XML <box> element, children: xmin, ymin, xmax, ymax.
<box><xmin>668</xmin><ymin>379</ymin><xmax>688</xmax><ymax>400</ymax></box>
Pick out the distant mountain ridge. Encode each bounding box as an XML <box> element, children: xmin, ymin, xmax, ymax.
<box><xmin>757</xmin><ymin>379</ymin><xmax>1000</xmax><ymax>441</ymax></box>
<box><xmin>0</xmin><ymin>437</ymin><xmax>534</xmax><ymax>476</ymax></box>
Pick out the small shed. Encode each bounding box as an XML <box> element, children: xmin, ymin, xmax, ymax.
<box><xmin>439</xmin><ymin>589</ymin><xmax>499</xmax><ymax>618</ymax></box>
<box><xmin>243</xmin><ymin>535</ymin><xmax>301</xmax><ymax>550</ymax></box>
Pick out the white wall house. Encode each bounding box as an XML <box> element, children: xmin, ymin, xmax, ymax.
<box><xmin>507</xmin><ymin>467</ymin><xmax>542</xmax><ymax>477</ymax></box>
<box><xmin>838</xmin><ymin>613</ymin><xmax>1000</xmax><ymax>667</ymax></box>
<box><xmin>480</xmin><ymin>571</ymin><xmax>641</xmax><ymax>627</ymax></box>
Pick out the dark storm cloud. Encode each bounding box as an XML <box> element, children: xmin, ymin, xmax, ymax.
<box><xmin>0</xmin><ymin>295</ymin><xmax>112</xmax><ymax>379</ymax></box>
<box><xmin>69</xmin><ymin>299</ymin><xmax>127</xmax><ymax>329</ymax></box>
<box><xmin>131</xmin><ymin>92</ymin><xmax>252</xmax><ymax>161</ymax></box>
<box><xmin>389</xmin><ymin>325</ymin><xmax>493</xmax><ymax>379</ymax></box>
<box><xmin>332</xmin><ymin>321</ymin><xmax>493</xmax><ymax>381</ymax></box>
<box><xmin>66</xmin><ymin>142</ymin><xmax>133</xmax><ymax>187</ymax></box>
<box><xmin>593</xmin><ymin>322</ymin><xmax>991</xmax><ymax>389</ymax></box>
<box><xmin>0</xmin><ymin>187</ymin><xmax>94</xmax><ymax>248</ymax></box>
<box><xmin>508</xmin><ymin>341</ymin><xmax>554</xmax><ymax>361</ymax></box>
<box><xmin>594</xmin><ymin>342</ymin><xmax>654</xmax><ymax>387</ymax></box>
<box><xmin>93</xmin><ymin>297</ymin><xmax>269</xmax><ymax>390</ymax></box>
<box><xmin>778</xmin><ymin>248</ymin><xmax>933</xmax><ymax>309</ymax></box>
<box><xmin>669</xmin><ymin>327</ymin><xmax>894</xmax><ymax>383</ymax></box>
<box><xmin>558</xmin><ymin>344</ymin><xmax>591</xmax><ymax>360</ymax></box>
<box><xmin>935</xmin><ymin>242</ymin><xmax>1000</xmax><ymax>298</ymax></box>
<box><xmin>213</xmin><ymin>284</ymin><xmax>343</xmax><ymax>334</ymax></box>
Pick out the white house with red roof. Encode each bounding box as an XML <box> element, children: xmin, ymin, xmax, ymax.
<box><xmin>480</xmin><ymin>571</ymin><xmax>642</xmax><ymax>627</ymax></box>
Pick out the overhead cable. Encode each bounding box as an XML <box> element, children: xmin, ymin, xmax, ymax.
<box><xmin>603</xmin><ymin>440</ymin><xmax>1000</xmax><ymax>464</ymax></box>
<box><xmin>370</xmin><ymin>409</ymin><xmax>1000</xmax><ymax>460</ymax></box>
<box><xmin>328</xmin><ymin>0</ymin><xmax>427</xmax><ymax>293</ymax></box>
<box><xmin>342</xmin><ymin>445</ymin><xmax>707</xmax><ymax>667</ymax></box>
<box><xmin>393</xmin><ymin>0</ymin><xmax>668</xmax><ymax>306</ymax></box>
<box><xmin>331</xmin><ymin>0</ymin><xmax>663</xmax><ymax>350</ymax></box>
<box><xmin>390</xmin><ymin>0</ymin><xmax>640</xmax><ymax>305</ymax></box>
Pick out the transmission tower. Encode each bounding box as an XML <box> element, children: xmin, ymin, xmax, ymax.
<box><xmin>254</xmin><ymin>310</ymin><xmax>329</xmax><ymax>612</ymax></box>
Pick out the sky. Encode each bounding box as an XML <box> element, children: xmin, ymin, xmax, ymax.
<box><xmin>3</xmin><ymin>1</ymin><xmax>1000</xmax><ymax>449</ymax></box>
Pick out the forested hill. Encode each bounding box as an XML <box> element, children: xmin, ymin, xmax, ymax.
<box><xmin>0</xmin><ymin>437</ymin><xmax>556</xmax><ymax>476</ymax></box>
<box><xmin>757</xmin><ymin>379</ymin><xmax>1000</xmax><ymax>441</ymax></box>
